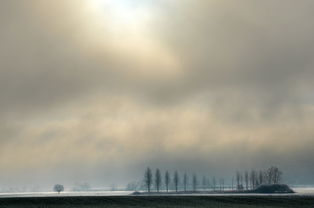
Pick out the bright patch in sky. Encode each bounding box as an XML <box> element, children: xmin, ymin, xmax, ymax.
<box><xmin>89</xmin><ymin>0</ymin><xmax>151</xmax><ymax>33</ymax></box>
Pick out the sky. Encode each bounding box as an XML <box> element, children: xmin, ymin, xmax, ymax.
<box><xmin>1</xmin><ymin>0</ymin><xmax>314</xmax><ymax>189</ymax></box>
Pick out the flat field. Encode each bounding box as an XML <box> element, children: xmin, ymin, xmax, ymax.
<box><xmin>1</xmin><ymin>195</ymin><xmax>314</xmax><ymax>208</ymax></box>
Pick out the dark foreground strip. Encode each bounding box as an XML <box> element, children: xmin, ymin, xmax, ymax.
<box><xmin>0</xmin><ymin>195</ymin><xmax>314</xmax><ymax>208</ymax></box>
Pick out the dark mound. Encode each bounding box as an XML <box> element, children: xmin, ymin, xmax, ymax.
<box><xmin>253</xmin><ymin>184</ymin><xmax>294</xmax><ymax>193</ymax></box>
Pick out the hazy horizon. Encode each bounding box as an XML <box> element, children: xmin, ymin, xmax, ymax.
<box><xmin>1</xmin><ymin>0</ymin><xmax>314</xmax><ymax>190</ymax></box>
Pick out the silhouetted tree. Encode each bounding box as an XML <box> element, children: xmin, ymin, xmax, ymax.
<box><xmin>174</xmin><ymin>171</ymin><xmax>179</xmax><ymax>192</ymax></box>
<box><xmin>206</xmin><ymin>177</ymin><xmax>211</xmax><ymax>190</ymax></box>
<box><xmin>193</xmin><ymin>174</ymin><xmax>198</xmax><ymax>192</ymax></box>
<box><xmin>53</xmin><ymin>184</ymin><xmax>64</xmax><ymax>194</ymax></box>
<box><xmin>244</xmin><ymin>171</ymin><xmax>249</xmax><ymax>190</ymax></box>
<box><xmin>259</xmin><ymin>170</ymin><xmax>264</xmax><ymax>185</ymax></box>
<box><xmin>183</xmin><ymin>173</ymin><xmax>188</xmax><ymax>192</ymax></box>
<box><xmin>235</xmin><ymin>167</ymin><xmax>283</xmax><ymax>190</ymax></box>
<box><xmin>274</xmin><ymin>168</ymin><xmax>282</xmax><ymax>184</ymax></box>
<box><xmin>240</xmin><ymin>174</ymin><xmax>243</xmax><ymax>189</ymax></box>
<box><xmin>212</xmin><ymin>177</ymin><xmax>216</xmax><ymax>191</ymax></box>
<box><xmin>165</xmin><ymin>171</ymin><xmax>170</xmax><ymax>192</ymax></box>
<box><xmin>144</xmin><ymin>167</ymin><xmax>152</xmax><ymax>193</ymax></box>
<box><xmin>202</xmin><ymin>176</ymin><xmax>207</xmax><ymax>190</ymax></box>
<box><xmin>250</xmin><ymin>170</ymin><xmax>257</xmax><ymax>189</ymax></box>
<box><xmin>236</xmin><ymin>171</ymin><xmax>242</xmax><ymax>190</ymax></box>
<box><xmin>155</xmin><ymin>169</ymin><xmax>162</xmax><ymax>192</ymax></box>
<box><xmin>219</xmin><ymin>178</ymin><xmax>224</xmax><ymax>191</ymax></box>
<box><xmin>266</xmin><ymin>166</ymin><xmax>282</xmax><ymax>184</ymax></box>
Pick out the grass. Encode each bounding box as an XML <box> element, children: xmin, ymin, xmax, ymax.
<box><xmin>0</xmin><ymin>195</ymin><xmax>313</xmax><ymax>208</ymax></box>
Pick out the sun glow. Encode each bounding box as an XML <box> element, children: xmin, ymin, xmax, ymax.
<box><xmin>89</xmin><ymin>0</ymin><xmax>151</xmax><ymax>33</ymax></box>
<box><xmin>83</xmin><ymin>0</ymin><xmax>182</xmax><ymax>77</ymax></box>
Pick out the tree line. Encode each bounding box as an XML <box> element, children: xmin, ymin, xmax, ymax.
<box><xmin>137</xmin><ymin>166</ymin><xmax>283</xmax><ymax>193</ymax></box>
<box><xmin>144</xmin><ymin>168</ymin><xmax>202</xmax><ymax>193</ymax></box>
<box><xmin>235</xmin><ymin>166</ymin><xmax>282</xmax><ymax>190</ymax></box>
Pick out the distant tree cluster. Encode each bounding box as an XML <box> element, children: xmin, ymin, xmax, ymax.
<box><xmin>142</xmin><ymin>167</ymin><xmax>225</xmax><ymax>193</ymax></box>
<box><xmin>235</xmin><ymin>166</ymin><xmax>283</xmax><ymax>190</ymax></box>
<box><xmin>132</xmin><ymin>166</ymin><xmax>283</xmax><ymax>193</ymax></box>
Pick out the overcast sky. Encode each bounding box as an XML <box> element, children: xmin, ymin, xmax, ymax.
<box><xmin>1</xmin><ymin>0</ymin><xmax>314</xmax><ymax>189</ymax></box>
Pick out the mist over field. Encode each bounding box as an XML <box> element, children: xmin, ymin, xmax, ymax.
<box><xmin>1</xmin><ymin>0</ymin><xmax>314</xmax><ymax>191</ymax></box>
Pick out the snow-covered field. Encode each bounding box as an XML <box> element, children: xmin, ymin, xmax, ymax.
<box><xmin>293</xmin><ymin>187</ymin><xmax>314</xmax><ymax>195</ymax></box>
<box><xmin>1</xmin><ymin>187</ymin><xmax>314</xmax><ymax>198</ymax></box>
<box><xmin>0</xmin><ymin>191</ymin><xmax>133</xmax><ymax>198</ymax></box>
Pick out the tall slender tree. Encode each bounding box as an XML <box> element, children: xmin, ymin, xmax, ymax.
<box><xmin>144</xmin><ymin>167</ymin><xmax>152</xmax><ymax>193</ymax></box>
<box><xmin>250</xmin><ymin>170</ymin><xmax>257</xmax><ymax>189</ymax></box>
<box><xmin>274</xmin><ymin>168</ymin><xmax>282</xmax><ymax>184</ymax></box>
<box><xmin>244</xmin><ymin>171</ymin><xmax>249</xmax><ymax>190</ymax></box>
<box><xmin>212</xmin><ymin>177</ymin><xmax>216</xmax><ymax>191</ymax></box>
<box><xmin>206</xmin><ymin>177</ymin><xmax>211</xmax><ymax>190</ymax></box>
<box><xmin>165</xmin><ymin>170</ymin><xmax>170</xmax><ymax>192</ymax></box>
<box><xmin>219</xmin><ymin>178</ymin><xmax>224</xmax><ymax>191</ymax></box>
<box><xmin>240</xmin><ymin>173</ymin><xmax>243</xmax><ymax>189</ymax></box>
<box><xmin>266</xmin><ymin>166</ymin><xmax>282</xmax><ymax>184</ymax></box>
<box><xmin>259</xmin><ymin>170</ymin><xmax>264</xmax><ymax>185</ymax></box>
<box><xmin>174</xmin><ymin>171</ymin><xmax>179</xmax><ymax>192</ymax></box>
<box><xmin>236</xmin><ymin>171</ymin><xmax>240</xmax><ymax>190</ymax></box>
<box><xmin>202</xmin><ymin>176</ymin><xmax>207</xmax><ymax>190</ymax></box>
<box><xmin>183</xmin><ymin>173</ymin><xmax>188</xmax><ymax>192</ymax></box>
<box><xmin>155</xmin><ymin>169</ymin><xmax>162</xmax><ymax>192</ymax></box>
<box><xmin>193</xmin><ymin>174</ymin><xmax>198</xmax><ymax>192</ymax></box>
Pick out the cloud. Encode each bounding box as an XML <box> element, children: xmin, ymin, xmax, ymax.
<box><xmin>1</xmin><ymin>0</ymin><xmax>314</xmax><ymax>187</ymax></box>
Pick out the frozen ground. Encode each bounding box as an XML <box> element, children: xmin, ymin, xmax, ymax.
<box><xmin>293</xmin><ymin>187</ymin><xmax>314</xmax><ymax>195</ymax></box>
<box><xmin>0</xmin><ymin>191</ymin><xmax>133</xmax><ymax>198</ymax></box>
<box><xmin>0</xmin><ymin>187</ymin><xmax>314</xmax><ymax>198</ymax></box>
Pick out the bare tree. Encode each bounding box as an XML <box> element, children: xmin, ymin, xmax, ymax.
<box><xmin>274</xmin><ymin>168</ymin><xmax>282</xmax><ymax>184</ymax></box>
<box><xmin>174</xmin><ymin>171</ymin><xmax>179</xmax><ymax>192</ymax></box>
<box><xmin>259</xmin><ymin>170</ymin><xmax>264</xmax><ymax>185</ymax></box>
<box><xmin>219</xmin><ymin>178</ymin><xmax>224</xmax><ymax>191</ymax></box>
<box><xmin>250</xmin><ymin>170</ymin><xmax>257</xmax><ymax>189</ymax></box>
<box><xmin>165</xmin><ymin>171</ymin><xmax>170</xmax><ymax>192</ymax></box>
<box><xmin>240</xmin><ymin>173</ymin><xmax>243</xmax><ymax>189</ymax></box>
<box><xmin>266</xmin><ymin>167</ymin><xmax>273</xmax><ymax>184</ymax></box>
<box><xmin>250</xmin><ymin>170</ymin><xmax>254</xmax><ymax>189</ymax></box>
<box><xmin>53</xmin><ymin>184</ymin><xmax>64</xmax><ymax>194</ymax></box>
<box><xmin>236</xmin><ymin>171</ymin><xmax>241</xmax><ymax>190</ymax></box>
<box><xmin>183</xmin><ymin>173</ymin><xmax>188</xmax><ymax>192</ymax></box>
<box><xmin>155</xmin><ymin>169</ymin><xmax>162</xmax><ymax>192</ymax></box>
<box><xmin>144</xmin><ymin>167</ymin><xmax>152</xmax><ymax>193</ymax></box>
<box><xmin>266</xmin><ymin>166</ymin><xmax>282</xmax><ymax>184</ymax></box>
<box><xmin>244</xmin><ymin>171</ymin><xmax>249</xmax><ymax>190</ymax></box>
<box><xmin>193</xmin><ymin>174</ymin><xmax>198</xmax><ymax>192</ymax></box>
<box><xmin>235</xmin><ymin>167</ymin><xmax>283</xmax><ymax>191</ymax></box>
<box><xmin>212</xmin><ymin>177</ymin><xmax>216</xmax><ymax>191</ymax></box>
<box><xmin>206</xmin><ymin>177</ymin><xmax>211</xmax><ymax>190</ymax></box>
<box><xmin>202</xmin><ymin>176</ymin><xmax>207</xmax><ymax>190</ymax></box>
